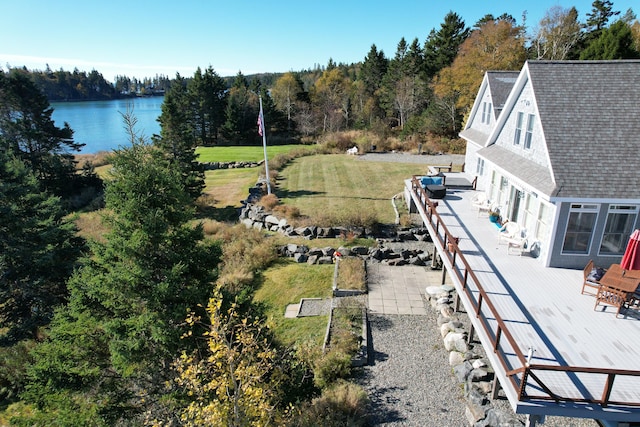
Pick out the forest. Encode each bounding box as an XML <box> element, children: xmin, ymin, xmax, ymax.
<box><xmin>1</xmin><ymin>1</ymin><xmax>640</xmax><ymax>425</ymax></box>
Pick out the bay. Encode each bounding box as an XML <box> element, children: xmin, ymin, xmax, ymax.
<box><xmin>51</xmin><ymin>96</ymin><xmax>164</xmax><ymax>154</ymax></box>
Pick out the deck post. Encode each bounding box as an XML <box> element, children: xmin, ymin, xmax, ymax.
<box><xmin>441</xmin><ymin>262</ymin><xmax>447</xmax><ymax>285</ymax></box>
<box><xmin>525</xmin><ymin>414</ymin><xmax>545</xmax><ymax>427</ymax></box>
<box><xmin>467</xmin><ymin>322</ymin><xmax>475</xmax><ymax>344</ymax></box>
<box><xmin>491</xmin><ymin>377</ymin><xmax>501</xmax><ymax>400</ymax></box>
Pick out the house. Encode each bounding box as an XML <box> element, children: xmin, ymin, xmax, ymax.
<box><xmin>460</xmin><ymin>60</ymin><xmax>640</xmax><ymax>269</ymax></box>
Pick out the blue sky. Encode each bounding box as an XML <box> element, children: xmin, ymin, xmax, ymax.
<box><xmin>1</xmin><ymin>0</ymin><xmax>637</xmax><ymax>81</ymax></box>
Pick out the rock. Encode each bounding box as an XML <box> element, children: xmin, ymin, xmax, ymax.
<box><xmin>308</xmin><ymin>248</ymin><xmax>324</xmax><ymax>257</ymax></box>
<box><xmin>469</xmin><ymin>368</ymin><xmax>490</xmax><ymax>383</ymax></box>
<box><xmin>449</xmin><ymin>351</ymin><xmax>466</xmax><ymax>366</ymax></box>
<box><xmin>444</xmin><ymin>332</ymin><xmax>466</xmax><ymax>352</ymax></box>
<box><xmin>465</xmin><ymin>402</ymin><xmax>487</xmax><ymax>425</ymax></box>
<box><xmin>241</xmin><ymin>218</ymin><xmax>254</xmax><ymax>228</ymax></box>
<box><xmin>454</xmin><ymin>361</ymin><xmax>473</xmax><ymax>382</ymax></box>
<box><xmin>264</xmin><ymin>215</ymin><xmax>280</xmax><ymax>225</ymax></box>
<box><xmin>293</xmin><ymin>253</ymin><xmax>308</xmax><ymax>263</ymax></box>
<box><xmin>307</xmin><ymin>255</ymin><xmax>318</xmax><ymax>265</ymax></box>
<box><xmin>322</xmin><ymin>247</ymin><xmax>335</xmax><ymax>257</ymax></box>
<box><xmin>351</xmin><ymin>246</ymin><xmax>369</xmax><ymax>255</ymax></box>
<box><xmin>337</xmin><ymin>246</ymin><xmax>351</xmax><ymax>256</ymax></box>
<box><xmin>317</xmin><ymin>256</ymin><xmax>333</xmax><ymax>264</ymax></box>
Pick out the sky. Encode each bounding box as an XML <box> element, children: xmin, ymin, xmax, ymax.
<box><xmin>1</xmin><ymin>0</ymin><xmax>637</xmax><ymax>82</ymax></box>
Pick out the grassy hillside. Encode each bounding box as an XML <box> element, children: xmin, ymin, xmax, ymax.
<box><xmin>276</xmin><ymin>154</ymin><xmax>427</xmax><ymax>225</ymax></box>
<box><xmin>196</xmin><ymin>144</ymin><xmax>311</xmax><ymax>163</ymax></box>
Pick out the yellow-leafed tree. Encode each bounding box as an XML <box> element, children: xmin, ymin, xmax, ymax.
<box><xmin>432</xmin><ymin>19</ymin><xmax>527</xmax><ymax>117</ymax></box>
<box><xmin>173</xmin><ymin>293</ymin><xmax>282</xmax><ymax>427</ymax></box>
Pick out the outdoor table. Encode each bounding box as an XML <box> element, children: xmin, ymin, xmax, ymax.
<box><xmin>595</xmin><ymin>264</ymin><xmax>640</xmax><ymax>316</ymax></box>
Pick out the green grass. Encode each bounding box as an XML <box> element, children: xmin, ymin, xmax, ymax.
<box><xmin>196</xmin><ymin>145</ymin><xmax>310</xmax><ymax>163</ymax></box>
<box><xmin>276</xmin><ymin>154</ymin><xmax>429</xmax><ymax>225</ymax></box>
<box><xmin>254</xmin><ymin>260</ymin><xmax>334</xmax><ymax>347</ymax></box>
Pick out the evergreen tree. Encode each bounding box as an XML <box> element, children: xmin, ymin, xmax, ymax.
<box><xmin>156</xmin><ymin>73</ymin><xmax>204</xmax><ymax>201</ymax></box>
<box><xmin>586</xmin><ymin>0</ymin><xmax>620</xmax><ymax>33</ymax></box>
<box><xmin>0</xmin><ymin>147</ymin><xmax>84</xmax><ymax>343</ymax></box>
<box><xmin>0</xmin><ymin>70</ymin><xmax>84</xmax><ymax>198</ymax></box>
<box><xmin>359</xmin><ymin>44</ymin><xmax>388</xmax><ymax>96</ymax></box>
<box><xmin>580</xmin><ymin>19</ymin><xmax>640</xmax><ymax>59</ymax></box>
<box><xmin>423</xmin><ymin>11</ymin><xmax>470</xmax><ymax>78</ymax></box>
<box><xmin>22</xmin><ymin>142</ymin><xmax>222</xmax><ymax>423</ymax></box>
<box><xmin>188</xmin><ymin>66</ymin><xmax>227</xmax><ymax>145</ymax></box>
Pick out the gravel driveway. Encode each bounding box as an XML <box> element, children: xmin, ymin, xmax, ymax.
<box><xmin>357</xmin><ymin>152</ymin><xmax>465</xmax><ymax>166</ymax></box>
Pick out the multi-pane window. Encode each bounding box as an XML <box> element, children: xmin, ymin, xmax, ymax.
<box><xmin>481</xmin><ymin>102</ymin><xmax>487</xmax><ymax>123</ymax></box>
<box><xmin>514</xmin><ymin>112</ymin><xmax>524</xmax><ymax>145</ymax></box>
<box><xmin>487</xmin><ymin>103</ymin><xmax>492</xmax><ymax>122</ymax></box>
<box><xmin>536</xmin><ymin>202</ymin><xmax>551</xmax><ymax>242</ymax></box>
<box><xmin>524</xmin><ymin>114</ymin><xmax>535</xmax><ymax>149</ymax></box>
<box><xmin>599</xmin><ymin>205</ymin><xmax>638</xmax><ymax>255</ymax></box>
<box><xmin>522</xmin><ymin>194</ymin><xmax>536</xmax><ymax>235</ymax></box>
<box><xmin>562</xmin><ymin>204</ymin><xmax>599</xmax><ymax>254</ymax></box>
<box><xmin>476</xmin><ymin>158</ymin><xmax>485</xmax><ymax>175</ymax></box>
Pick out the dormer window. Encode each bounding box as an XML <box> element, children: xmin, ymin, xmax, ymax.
<box><xmin>524</xmin><ymin>114</ymin><xmax>535</xmax><ymax>149</ymax></box>
<box><xmin>514</xmin><ymin>112</ymin><xmax>524</xmax><ymax>145</ymax></box>
<box><xmin>481</xmin><ymin>102</ymin><xmax>492</xmax><ymax>124</ymax></box>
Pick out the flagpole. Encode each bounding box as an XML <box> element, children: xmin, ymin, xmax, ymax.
<box><xmin>259</xmin><ymin>96</ymin><xmax>272</xmax><ymax>194</ymax></box>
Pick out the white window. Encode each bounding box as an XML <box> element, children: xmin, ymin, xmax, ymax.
<box><xmin>524</xmin><ymin>114</ymin><xmax>535</xmax><ymax>149</ymax></box>
<box><xmin>562</xmin><ymin>204</ymin><xmax>599</xmax><ymax>254</ymax></box>
<box><xmin>514</xmin><ymin>112</ymin><xmax>524</xmax><ymax>145</ymax></box>
<box><xmin>486</xmin><ymin>103</ymin><xmax>492</xmax><ymax>123</ymax></box>
<box><xmin>536</xmin><ymin>202</ymin><xmax>551</xmax><ymax>242</ymax></box>
<box><xmin>481</xmin><ymin>102</ymin><xmax>487</xmax><ymax>123</ymax></box>
<box><xmin>522</xmin><ymin>193</ymin><xmax>537</xmax><ymax>235</ymax></box>
<box><xmin>599</xmin><ymin>205</ymin><xmax>639</xmax><ymax>255</ymax></box>
<box><xmin>476</xmin><ymin>158</ymin><xmax>485</xmax><ymax>175</ymax></box>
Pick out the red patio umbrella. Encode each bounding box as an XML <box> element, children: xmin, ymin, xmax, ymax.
<box><xmin>620</xmin><ymin>229</ymin><xmax>640</xmax><ymax>271</ymax></box>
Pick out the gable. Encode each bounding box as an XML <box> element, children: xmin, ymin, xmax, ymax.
<box><xmin>486</xmin><ymin>60</ymin><xmax>640</xmax><ymax>200</ymax></box>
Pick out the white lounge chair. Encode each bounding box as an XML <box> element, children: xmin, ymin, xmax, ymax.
<box><xmin>471</xmin><ymin>193</ymin><xmax>491</xmax><ymax>216</ymax></box>
<box><xmin>498</xmin><ymin>221</ymin><xmax>521</xmax><ymax>245</ymax></box>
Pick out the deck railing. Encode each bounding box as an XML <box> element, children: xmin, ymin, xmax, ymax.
<box><xmin>410</xmin><ymin>176</ymin><xmax>640</xmax><ymax>408</ymax></box>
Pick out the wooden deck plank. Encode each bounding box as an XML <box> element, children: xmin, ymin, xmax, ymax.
<box><xmin>407</xmin><ymin>179</ymin><xmax>640</xmax><ymax>421</ymax></box>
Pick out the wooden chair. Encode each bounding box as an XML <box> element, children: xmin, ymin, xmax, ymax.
<box><xmin>594</xmin><ymin>285</ymin><xmax>628</xmax><ymax>317</ymax></box>
<box><xmin>582</xmin><ymin>260</ymin><xmax>604</xmax><ymax>296</ymax></box>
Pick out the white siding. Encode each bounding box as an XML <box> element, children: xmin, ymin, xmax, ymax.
<box><xmin>493</xmin><ymin>81</ymin><xmax>550</xmax><ymax>168</ymax></box>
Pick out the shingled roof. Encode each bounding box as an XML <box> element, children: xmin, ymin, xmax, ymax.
<box><xmin>486</xmin><ymin>71</ymin><xmax>518</xmax><ymax>118</ymax></box>
<box><xmin>527</xmin><ymin>60</ymin><xmax>640</xmax><ymax>199</ymax></box>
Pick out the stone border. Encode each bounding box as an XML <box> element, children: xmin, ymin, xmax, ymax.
<box><xmin>424</xmin><ymin>284</ymin><xmax>524</xmax><ymax>427</ymax></box>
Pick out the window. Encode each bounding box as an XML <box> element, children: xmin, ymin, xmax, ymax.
<box><xmin>481</xmin><ymin>102</ymin><xmax>487</xmax><ymax>123</ymax></box>
<box><xmin>476</xmin><ymin>158</ymin><xmax>485</xmax><ymax>175</ymax></box>
<box><xmin>536</xmin><ymin>202</ymin><xmax>551</xmax><ymax>242</ymax></box>
<box><xmin>524</xmin><ymin>114</ymin><xmax>535</xmax><ymax>149</ymax></box>
<box><xmin>487</xmin><ymin>103</ymin><xmax>492</xmax><ymax>123</ymax></box>
<box><xmin>522</xmin><ymin>193</ymin><xmax>537</xmax><ymax>235</ymax></box>
<box><xmin>562</xmin><ymin>204</ymin><xmax>599</xmax><ymax>254</ymax></box>
<box><xmin>599</xmin><ymin>205</ymin><xmax>638</xmax><ymax>255</ymax></box>
<box><xmin>513</xmin><ymin>112</ymin><xmax>524</xmax><ymax>145</ymax></box>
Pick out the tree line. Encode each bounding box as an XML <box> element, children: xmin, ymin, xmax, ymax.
<box><xmin>1</xmin><ymin>1</ymin><xmax>639</xmax><ymax>424</ymax></box>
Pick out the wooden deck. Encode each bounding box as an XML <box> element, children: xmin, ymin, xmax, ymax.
<box><xmin>406</xmin><ymin>177</ymin><xmax>640</xmax><ymax>423</ymax></box>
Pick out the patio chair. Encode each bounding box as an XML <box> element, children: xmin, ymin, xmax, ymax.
<box><xmin>582</xmin><ymin>259</ymin><xmax>605</xmax><ymax>296</ymax></box>
<box><xmin>497</xmin><ymin>221</ymin><xmax>521</xmax><ymax>245</ymax></box>
<box><xmin>471</xmin><ymin>193</ymin><xmax>491</xmax><ymax>216</ymax></box>
<box><xmin>507</xmin><ymin>236</ymin><xmax>529</xmax><ymax>255</ymax></box>
<box><xmin>594</xmin><ymin>285</ymin><xmax>627</xmax><ymax>317</ymax></box>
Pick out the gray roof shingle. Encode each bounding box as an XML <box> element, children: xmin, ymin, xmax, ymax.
<box><xmin>486</xmin><ymin>71</ymin><xmax>519</xmax><ymax>118</ymax></box>
<box><xmin>527</xmin><ymin>60</ymin><xmax>640</xmax><ymax>199</ymax></box>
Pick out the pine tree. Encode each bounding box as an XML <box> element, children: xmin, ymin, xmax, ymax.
<box><xmin>0</xmin><ymin>147</ymin><xmax>84</xmax><ymax>343</ymax></box>
<box><xmin>0</xmin><ymin>70</ymin><xmax>84</xmax><ymax>198</ymax></box>
<box><xmin>22</xmin><ymin>142</ymin><xmax>222</xmax><ymax>423</ymax></box>
<box><xmin>423</xmin><ymin>11</ymin><xmax>470</xmax><ymax>78</ymax></box>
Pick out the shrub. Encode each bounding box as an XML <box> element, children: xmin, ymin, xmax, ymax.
<box><xmin>288</xmin><ymin>380</ymin><xmax>369</xmax><ymax>427</ymax></box>
<box><xmin>313</xmin><ymin>350</ymin><xmax>352</xmax><ymax>389</ymax></box>
<box><xmin>259</xmin><ymin>193</ymin><xmax>280</xmax><ymax>210</ymax></box>
<box><xmin>0</xmin><ymin>340</ymin><xmax>36</xmax><ymax>402</ymax></box>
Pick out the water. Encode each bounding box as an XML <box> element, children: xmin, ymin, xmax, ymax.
<box><xmin>51</xmin><ymin>96</ymin><xmax>164</xmax><ymax>154</ymax></box>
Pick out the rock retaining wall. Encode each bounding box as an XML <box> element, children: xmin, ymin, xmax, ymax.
<box><xmin>424</xmin><ymin>285</ymin><xmax>524</xmax><ymax>427</ymax></box>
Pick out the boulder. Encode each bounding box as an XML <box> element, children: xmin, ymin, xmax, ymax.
<box><xmin>293</xmin><ymin>253</ymin><xmax>308</xmax><ymax>263</ymax></box>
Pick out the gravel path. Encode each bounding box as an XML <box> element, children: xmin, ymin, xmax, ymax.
<box><xmin>356</xmin><ymin>313</ymin><xmax>468</xmax><ymax>426</ymax></box>
<box><xmin>357</xmin><ymin>152</ymin><xmax>465</xmax><ymax>166</ymax></box>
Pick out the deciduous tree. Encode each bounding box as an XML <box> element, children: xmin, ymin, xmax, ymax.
<box><xmin>532</xmin><ymin>6</ymin><xmax>582</xmax><ymax>60</ymax></box>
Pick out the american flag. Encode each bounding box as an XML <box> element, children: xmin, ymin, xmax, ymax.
<box><xmin>257</xmin><ymin>108</ymin><xmax>264</xmax><ymax>137</ymax></box>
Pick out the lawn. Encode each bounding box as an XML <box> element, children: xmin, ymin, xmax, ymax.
<box><xmin>276</xmin><ymin>154</ymin><xmax>428</xmax><ymax>225</ymax></box>
<box><xmin>196</xmin><ymin>144</ymin><xmax>310</xmax><ymax>163</ymax></box>
<box><xmin>253</xmin><ymin>260</ymin><xmax>334</xmax><ymax>347</ymax></box>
